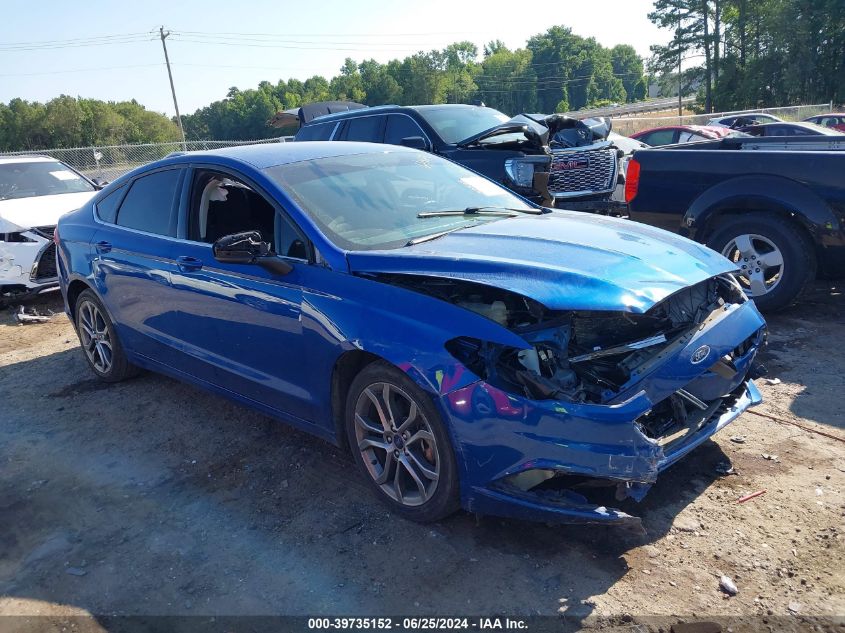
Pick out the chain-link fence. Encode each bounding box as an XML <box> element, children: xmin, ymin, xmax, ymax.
<box><xmin>0</xmin><ymin>102</ymin><xmax>835</xmax><ymax>177</ymax></box>
<box><xmin>0</xmin><ymin>137</ymin><xmax>293</xmax><ymax>182</ymax></box>
<box><xmin>611</xmin><ymin>103</ymin><xmax>833</xmax><ymax>136</ymax></box>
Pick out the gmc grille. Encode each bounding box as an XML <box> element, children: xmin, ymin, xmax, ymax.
<box><xmin>548</xmin><ymin>147</ymin><xmax>618</xmax><ymax>198</ymax></box>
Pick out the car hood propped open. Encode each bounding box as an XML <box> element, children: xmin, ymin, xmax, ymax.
<box><xmin>347</xmin><ymin>211</ymin><xmax>737</xmax><ymax>313</ymax></box>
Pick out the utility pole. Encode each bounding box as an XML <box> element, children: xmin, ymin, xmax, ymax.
<box><xmin>159</xmin><ymin>26</ymin><xmax>186</xmax><ymax>150</ymax></box>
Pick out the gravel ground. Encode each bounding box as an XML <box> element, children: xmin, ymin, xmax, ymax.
<box><xmin>0</xmin><ymin>285</ymin><xmax>843</xmax><ymax>632</ymax></box>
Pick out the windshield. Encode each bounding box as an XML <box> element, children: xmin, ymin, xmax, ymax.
<box><xmin>412</xmin><ymin>105</ymin><xmax>510</xmax><ymax>144</ymax></box>
<box><xmin>266</xmin><ymin>151</ymin><xmax>534</xmax><ymax>251</ymax></box>
<box><xmin>0</xmin><ymin>161</ymin><xmax>94</xmax><ymax>201</ymax></box>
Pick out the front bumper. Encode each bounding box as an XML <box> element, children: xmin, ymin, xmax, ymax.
<box><xmin>0</xmin><ymin>228</ymin><xmax>59</xmax><ymax>299</ymax></box>
<box><xmin>441</xmin><ymin>299</ymin><xmax>766</xmax><ymax>526</ymax></box>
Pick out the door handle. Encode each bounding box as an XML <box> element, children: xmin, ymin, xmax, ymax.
<box><xmin>95</xmin><ymin>240</ymin><xmax>112</xmax><ymax>254</ymax></box>
<box><xmin>177</xmin><ymin>255</ymin><xmax>203</xmax><ymax>272</ymax></box>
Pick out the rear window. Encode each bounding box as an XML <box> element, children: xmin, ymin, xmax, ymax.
<box><xmin>116</xmin><ymin>169</ymin><xmax>180</xmax><ymax>236</ymax></box>
<box><xmin>295</xmin><ymin>121</ymin><xmax>336</xmax><ymax>141</ymax></box>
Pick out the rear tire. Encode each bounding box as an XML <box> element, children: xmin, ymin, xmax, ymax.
<box><xmin>74</xmin><ymin>289</ymin><xmax>139</xmax><ymax>382</ymax></box>
<box><xmin>706</xmin><ymin>213</ymin><xmax>816</xmax><ymax>312</ymax></box>
<box><xmin>345</xmin><ymin>361</ymin><xmax>460</xmax><ymax>523</ymax></box>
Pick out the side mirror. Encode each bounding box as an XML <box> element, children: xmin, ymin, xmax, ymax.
<box><xmin>399</xmin><ymin>136</ymin><xmax>429</xmax><ymax>151</ymax></box>
<box><xmin>91</xmin><ymin>177</ymin><xmax>109</xmax><ymax>189</ymax></box>
<box><xmin>212</xmin><ymin>231</ymin><xmax>293</xmax><ymax>275</ymax></box>
<box><xmin>212</xmin><ymin>231</ymin><xmax>267</xmax><ymax>263</ymax></box>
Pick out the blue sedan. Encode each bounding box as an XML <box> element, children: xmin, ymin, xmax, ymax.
<box><xmin>56</xmin><ymin>142</ymin><xmax>766</xmax><ymax>526</ymax></box>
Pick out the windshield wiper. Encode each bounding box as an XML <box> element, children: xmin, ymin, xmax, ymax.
<box><xmin>417</xmin><ymin>206</ymin><xmax>543</xmax><ymax>218</ymax></box>
<box><xmin>405</xmin><ymin>229</ymin><xmax>458</xmax><ymax>246</ymax></box>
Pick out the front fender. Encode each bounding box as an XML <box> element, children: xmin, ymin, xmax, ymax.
<box><xmin>302</xmin><ymin>272</ymin><xmax>529</xmax><ymax>398</ymax></box>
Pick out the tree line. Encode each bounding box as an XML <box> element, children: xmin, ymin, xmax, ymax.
<box><xmin>0</xmin><ymin>97</ymin><xmax>182</xmax><ymax>151</ymax></box>
<box><xmin>180</xmin><ymin>28</ymin><xmax>646</xmax><ymax>140</ymax></box>
<box><xmin>3</xmin><ymin>2</ymin><xmax>842</xmax><ymax>152</ymax></box>
<box><xmin>649</xmin><ymin>0</ymin><xmax>845</xmax><ymax>112</ymax></box>
<box><xmin>0</xmin><ymin>26</ymin><xmax>646</xmax><ymax>150</ymax></box>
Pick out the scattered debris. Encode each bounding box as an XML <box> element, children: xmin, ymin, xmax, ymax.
<box><xmin>788</xmin><ymin>601</ymin><xmax>802</xmax><ymax>614</ymax></box>
<box><xmin>719</xmin><ymin>575</ymin><xmax>738</xmax><ymax>596</ymax></box>
<box><xmin>761</xmin><ymin>453</ymin><xmax>779</xmax><ymax>461</ymax></box>
<box><xmin>764</xmin><ymin>377</ymin><xmax>782</xmax><ymax>385</ymax></box>
<box><xmin>13</xmin><ymin>305</ymin><xmax>54</xmax><ymax>325</ymax></box>
<box><xmin>738</xmin><ymin>489</ymin><xmax>767</xmax><ymax>504</ymax></box>
<box><xmin>729</xmin><ymin>435</ymin><xmax>747</xmax><ymax>444</ymax></box>
<box><xmin>815</xmin><ymin>487</ymin><xmax>823</xmax><ymax>496</ymax></box>
<box><xmin>715</xmin><ymin>461</ymin><xmax>735</xmax><ymax>475</ymax></box>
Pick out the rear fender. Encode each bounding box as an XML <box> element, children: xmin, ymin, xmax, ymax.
<box><xmin>685</xmin><ymin>175</ymin><xmax>838</xmax><ymax>241</ymax></box>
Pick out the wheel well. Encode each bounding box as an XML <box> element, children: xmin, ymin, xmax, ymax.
<box><xmin>331</xmin><ymin>350</ymin><xmax>382</xmax><ymax>450</ymax></box>
<box><xmin>66</xmin><ymin>280</ymin><xmax>92</xmax><ymax>316</ymax></box>
<box><xmin>699</xmin><ymin>204</ymin><xmax>815</xmax><ymax>251</ymax></box>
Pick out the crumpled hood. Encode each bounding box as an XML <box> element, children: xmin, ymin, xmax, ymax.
<box><xmin>0</xmin><ymin>191</ymin><xmax>95</xmax><ymax>233</ymax></box>
<box><xmin>458</xmin><ymin>114</ymin><xmax>550</xmax><ymax>148</ymax></box>
<box><xmin>347</xmin><ymin>211</ymin><xmax>738</xmax><ymax>313</ymax></box>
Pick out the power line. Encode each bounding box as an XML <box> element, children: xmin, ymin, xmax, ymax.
<box><xmin>0</xmin><ymin>63</ymin><xmax>163</xmax><ymax>77</ymax></box>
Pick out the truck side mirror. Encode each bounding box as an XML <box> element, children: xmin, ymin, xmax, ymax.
<box><xmin>400</xmin><ymin>136</ymin><xmax>429</xmax><ymax>151</ymax></box>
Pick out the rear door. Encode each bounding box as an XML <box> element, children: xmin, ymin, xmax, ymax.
<box><xmin>337</xmin><ymin>115</ymin><xmax>386</xmax><ymax>143</ymax></box>
<box><xmin>91</xmin><ymin>167</ymin><xmax>185</xmax><ymax>363</ymax></box>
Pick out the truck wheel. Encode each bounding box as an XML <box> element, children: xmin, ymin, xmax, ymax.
<box><xmin>706</xmin><ymin>213</ymin><xmax>816</xmax><ymax>312</ymax></box>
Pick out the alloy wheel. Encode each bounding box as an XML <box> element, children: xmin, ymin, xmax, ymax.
<box><xmin>78</xmin><ymin>300</ymin><xmax>113</xmax><ymax>374</ymax></box>
<box><xmin>721</xmin><ymin>233</ymin><xmax>784</xmax><ymax>297</ymax></box>
<box><xmin>353</xmin><ymin>382</ymin><xmax>440</xmax><ymax>507</ymax></box>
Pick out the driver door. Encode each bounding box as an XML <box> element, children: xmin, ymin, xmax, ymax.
<box><xmin>164</xmin><ymin>167</ymin><xmax>317</xmax><ymax>423</ymax></box>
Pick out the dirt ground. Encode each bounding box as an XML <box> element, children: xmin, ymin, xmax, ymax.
<box><xmin>1</xmin><ymin>285</ymin><xmax>843</xmax><ymax>632</ymax></box>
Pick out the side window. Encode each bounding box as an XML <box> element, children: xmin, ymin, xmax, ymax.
<box><xmin>384</xmin><ymin>115</ymin><xmax>425</xmax><ymax>146</ymax></box>
<box><xmin>295</xmin><ymin>121</ymin><xmax>336</xmax><ymax>141</ymax></box>
<box><xmin>677</xmin><ymin>131</ymin><xmax>697</xmax><ymax>143</ymax></box>
<box><xmin>116</xmin><ymin>169</ymin><xmax>180</xmax><ymax>236</ymax></box>
<box><xmin>95</xmin><ymin>184</ymin><xmax>126</xmax><ymax>224</ymax></box>
<box><xmin>188</xmin><ymin>169</ymin><xmax>308</xmax><ymax>259</ymax></box>
<box><xmin>189</xmin><ymin>170</ymin><xmax>275</xmax><ymax>247</ymax></box>
<box><xmin>643</xmin><ymin>129</ymin><xmax>677</xmax><ymax>146</ymax></box>
<box><xmin>342</xmin><ymin>116</ymin><xmax>384</xmax><ymax>142</ymax></box>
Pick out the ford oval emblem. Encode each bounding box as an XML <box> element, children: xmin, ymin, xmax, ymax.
<box><xmin>691</xmin><ymin>345</ymin><xmax>711</xmax><ymax>364</ymax></box>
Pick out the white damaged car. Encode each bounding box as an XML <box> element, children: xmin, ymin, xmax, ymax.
<box><xmin>1</xmin><ymin>156</ymin><xmax>100</xmax><ymax>302</ymax></box>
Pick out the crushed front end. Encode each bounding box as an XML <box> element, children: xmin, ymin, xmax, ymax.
<box><xmin>430</xmin><ymin>274</ymin><xmax>766</xmax><ymax>525</ymax></box>
<box><xmin>1</xmin><ymin>225</ymin><xmax>59</xmax><ymax>302</ymax></box>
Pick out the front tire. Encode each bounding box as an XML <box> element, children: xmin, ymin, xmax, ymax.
<box><xmin>345</xmin><ymin>361</ymin><xmax>460</xmax><ymax>522</ymax></box>
<box><xmin>74</xmin><ymin>289</ymin><xmax>139</xmax><ymax>382</ymax></box>
<box><xmin>706</xmin><ymin>213</ymin><xmax>816</xmax><ymax>312</ymax></box>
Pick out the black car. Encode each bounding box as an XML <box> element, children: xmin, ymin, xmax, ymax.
<box><xmin>293</xmin><ymin>104</ymin><xmax>625</xmax><ymax>208</ymax></box>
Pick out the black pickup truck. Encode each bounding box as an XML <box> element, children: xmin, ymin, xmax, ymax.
<box><xmin>625</xmin><ymin>135</ymin><xmax>845</xmax><ymax>311</ymax></box>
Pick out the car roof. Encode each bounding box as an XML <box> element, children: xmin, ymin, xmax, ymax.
<box><xmin>0</xmin><ymin>155</ymin><xmax>59</xmax><ymax>165</ymax></box>
<box><xmin>305</xmin><ymin>104</ymin><xmax>401</xmax><ymax>124</ymax></box>
<box><xmin>303</xmin><ymin>102</ymin><xmax>497</xmax><ymax>125</ymax></box>
<box><xmin>164</xmin><ymin>141</ymin><xmax>418</xmax><ymax>170</ymax></box>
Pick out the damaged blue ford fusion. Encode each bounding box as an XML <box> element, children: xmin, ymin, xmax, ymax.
<box><xmin>56</xmin><ymin>142</ymin><xmax>766</xmax><ymax>527</ymax></box>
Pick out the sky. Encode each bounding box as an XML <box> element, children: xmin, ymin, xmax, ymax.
<box><xmin>2</xmin><ymin>0</ymin><xmax>669</xmax><ymax>117</ymax></box>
